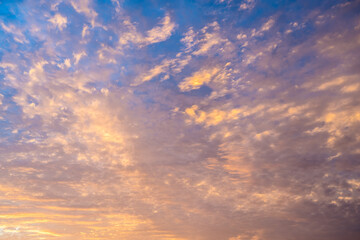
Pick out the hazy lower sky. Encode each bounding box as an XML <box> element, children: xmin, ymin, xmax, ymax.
<box><xmin>0</xmin><ymin>0</ymin><xmax>360</xmax><ymax>239</ymax></box>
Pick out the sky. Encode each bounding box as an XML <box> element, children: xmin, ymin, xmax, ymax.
<box><xmin>0</xmin><ymin>0</ymin><xmax>360</xmax><ymax>239</ymax></box>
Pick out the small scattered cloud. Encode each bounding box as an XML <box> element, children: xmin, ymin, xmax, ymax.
<box><xmin>118</xmin><ymin>13</ymin><xmax>176</xmax><ymax>48</ymax></box>
<box><xmin>70</xmin><ymin>0</ymin><xmax>98</xmax><ymax>27</ymax></box>
<box><xmin>73</xmin><ymin>51</ymin><xmax>87</xmax><ymax>65</ymax></box>
<box><xmin>145</xmin><ymin>13</ymin><xmax>176</xmax><ymax>44</ymax></box>
<box><xmin>251</xmin><ymin>18</ymin><xmax>275</xmax><ymax>37</ymax></box>
<box><xmin>0</xmin><ymin>22</ymin><xmax>28</xmax><ymax>43</ymax></box>
<box><xmin>48</xmin><ymin>13</ymin><xmax>68</xmax><ymax>31</ymax></box>
<box><xmin>239</xmin><ymin>0</ymin><xmax>255</xmax><ymax>11</ymax></box>
<box><xmin>192</xmin><ymin>22</ymin><xmax>229</xmax><ymax>55</ymax></box>
<box><xmin>81</xmin><ymin>24</ymin><xmax>89</xmax><ymax>38</ymax></box>
<box><xmin>57</xmin><ymin>58</ymin><xmax>71</xmax><ymax>69</ymax></box>
<box><xmin>179</xmin><ymin>67</ymin><xmax>220</xmax><ymax>91</ymax></box>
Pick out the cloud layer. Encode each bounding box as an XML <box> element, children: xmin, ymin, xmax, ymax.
<box><xmin>0</xmin><ymin>0</ymin><xmax>360</xmax><ymax>239</ymax></box>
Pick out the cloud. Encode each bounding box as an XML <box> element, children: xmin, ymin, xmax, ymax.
<box><xmin>70</xmin><ymin>0</ymin><xmax>98</xmax><ymax>27</ymax></box>
<box><xmin>0</xmin><ymin>22</ymin><xmax>28</xmax><ymax>43</ymax></box>
<box><xmin>73</xmin><ymin>51</ymin><xmax>87</xmax><ymax>65</ymax></box>
<box><xmin>192</xmin><ymin>22</ymin><xmax>229</xmax><ymax>55</ymax></box>
<box><xmin>1</xmin><ymin>0</ymin><xmax>360</xmax><ymax>239</ymax></box>
<box><xmin>57</xmin><ymin>58</ymin><xmax>71</xmax><ymax>69</ymax></box>
<box><xmin>134</xmin><ymin>59</ymin><xmax>173</xmax><ymax>85</ymax></box>
<box><xmin>239</xmin><ymin>0</ymin><xmax>255</xmax><ymax>11</ymax></box>
<box><xmin>132</xmin><ymin>54</ymin><xmax>191</xmax><ymax>86</ymax></box>
<box><xmin>184</xmin><ymin>104</ymin><xmax>264</xmax><ymax>126</ymax></box>
<box><xmin>81</xmin><ymin>24</ymin><xmax>89</xmax><ymax>38</ymax></box>
<box><xmin>118</xmin><ymin>13</ymin><xmax>176</xmax><ymax>48</ymax></box>
<box><xmin>145</xmin><ymin>13</ymin><xmax>176</xmax><ymax>44</ymax></box>
<box><xmin>179</xmin><ymin>67</ymin><xmax>220</xmax><ymax>91</ymax></box>
<box><xmin>250</xmin><ymin>18</ymin><xmax>275</xmax><ymax>37</ymax></box>
<box><xmin>48</xmin><ymin>14</ymin><xmax>68</xmax><ymax>31</ymax></box>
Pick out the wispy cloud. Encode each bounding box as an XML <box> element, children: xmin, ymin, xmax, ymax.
<box><xmin>118</xmin><ymin>12</ymin><xmax>176</xmax><ymax>48</ymax></box>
